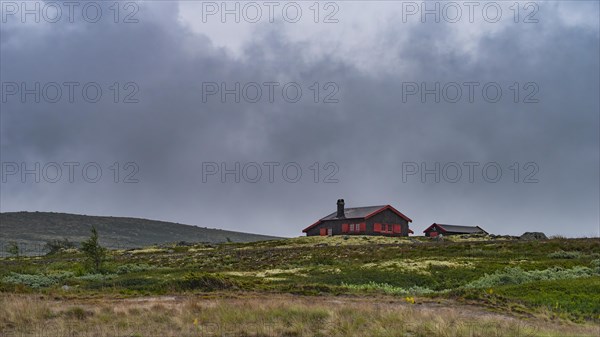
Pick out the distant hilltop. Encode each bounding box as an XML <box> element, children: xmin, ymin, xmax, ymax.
<box><xmin>0</xmin><ymin>211</ymin><xmax>280</xmax><ymax>255</ymax></box>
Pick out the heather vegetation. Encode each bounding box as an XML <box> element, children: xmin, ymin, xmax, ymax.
<box><xmin>1</xmin><ymin>234</ymin><xmax>599</xmax><ymax>336</ymax></box>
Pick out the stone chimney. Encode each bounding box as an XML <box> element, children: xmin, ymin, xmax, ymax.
<box><xmin>336</xmin><ymin>199</ymin><xmax>345</xmax><ymax>218</ymax></box>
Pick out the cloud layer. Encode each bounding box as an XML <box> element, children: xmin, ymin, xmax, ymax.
<box><xmin>1</xmin><ymin>1</ymin><xmax>598</xmax><ymax>237</ymax></box>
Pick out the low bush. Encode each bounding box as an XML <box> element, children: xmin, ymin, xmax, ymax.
<box><xmin>76</xmin><ymin>273</ymin><xmax>116</xmax><ymax>282</ymax></box>
<box><xmin>2</xmin><ymin>271</ymin><xmax>74</xmax><ymax>288</ymax></box>
<box><xmin>286</xmin><ymin>283</ymin><xmax>338</xmax><ymax>295</ymax></box>
<box><xmin>172</xmin><ymin>272</ymin><xmax>238</xmax><ymax>291</ymax></box>
<box><xmin>2</xmin><ymin>273</ymin><xmax>57</xmax><ymax>288</ymax></box>
<box><xmin>465</xmin><ymin>266</ymin><xmax>598</xmax><ymax>288</ymax></box>
<box><xmin>116</xmin><ymin>263</ymin><xmax>155</xmax><ymax>274</ymax></box>
<box><xmin>342</xmin><ymin>281</ymin><xmax>435</xmax><ymax>295</ymax></box>
<box><xmin>547</xmin><ymin>250</ymin><xmax>582</xmax><ymax>259</ymax></box>
<box><xmin>494</xmin><ymin>277</ymin><xmax>600</xmax><ymax>321</ymax></box>
<box><xmin>44</xmin><ymin>239</ymin><xmax>77</xmax><ymax>255</ymax></box>
<box><xmin>116</xmin><ymin>277</ymin><xmax>159</xmax><ymax>290</ymax></box>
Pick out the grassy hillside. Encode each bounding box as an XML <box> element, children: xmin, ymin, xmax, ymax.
<box><xmin>1</xmin><ymin>235</ymin><xmax>599</xmax><ymax>336</ymax></box>
<box><xmin>0</xmin><ymin>212</ymin><xmax>280</xmax><ymax>254</ymax></box>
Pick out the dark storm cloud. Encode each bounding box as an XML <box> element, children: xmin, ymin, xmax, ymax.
<box><xmin>1</xmin><ymin>1</ymin><xmax>598</xmax><ymax>237</ymax></box>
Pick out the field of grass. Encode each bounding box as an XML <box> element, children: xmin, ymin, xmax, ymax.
<box><xmin>1</xmin><ymin>235</ymin><xmax>599</xmax><ymax>336</ymax></box>
<box><xmin>2</xmin><ymin>293</ymin><xmax>599</xmax><ymax>337</ymax></box>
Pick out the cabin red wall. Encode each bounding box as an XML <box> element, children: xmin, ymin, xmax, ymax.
<box><xmin>305</xmin><ymin>209</ymin><xmax>411</xmax><ymax>237</ymax></box>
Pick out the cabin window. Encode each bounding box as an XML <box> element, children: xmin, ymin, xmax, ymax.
<box><xmin>349</xmin><ymin>223</ymin><xmax>367</xmax><ymax>233</ymax></box>
<box><xmin>348</xmin><ymin>224</ymin><xmax>362</xmax><ymax>233</ymax></box>
<box><xmin>378</xmin><ymin>224</ymin><xmax>399</xmax><ymax>235</ymax></box>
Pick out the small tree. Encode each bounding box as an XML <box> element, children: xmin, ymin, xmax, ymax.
<box><xmin>45</xmin><ymin>238</ymin><xmax>76</xmax><ymax>255</ymax></box>
<box><xmin>80</xmin><ymin>226</ymin><xmax>106</xmax><ymax>272</ymax></box>
<box><xmin>6</xmin><ymin>241</ymin><xmax>19</xmax><ymax>257</ymax></box>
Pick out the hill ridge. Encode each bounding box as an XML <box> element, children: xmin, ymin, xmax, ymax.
<box><xmin>0</xmin><ymin>211</ymin><xmax>281</xmax><ymax>254</ymax></box>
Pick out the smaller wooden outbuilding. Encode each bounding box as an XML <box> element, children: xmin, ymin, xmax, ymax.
<box><xmin>423</xmin><ymin>223</ymin><xmax>487</xmax><ymax>237</ymax></box>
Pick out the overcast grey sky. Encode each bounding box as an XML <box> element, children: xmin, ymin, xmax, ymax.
<box><xmin>1</xmin><ymin>1</ymin><xmax>598</xmax><ymax>237</ymax></box>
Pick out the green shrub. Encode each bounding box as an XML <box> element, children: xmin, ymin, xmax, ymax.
<box><xmin>73</xmin><ymin>263</ymin><xmax>87</xmax><ymax>276</ymax></box>
<box><xmin>2</xmin><ymin>273</ymin><xmax>56</xmax><ymax>288</ymax></box>
<box><xmin>45</xmin><ymin>239</ymin><xmax>76</xmax><ymax>255</ymax></box>
<box><xmin>547</xmin><ymin>250</ymin><xmax>582</xmax><ymax>259</ymax></box>
<box><xmin>1</xmin><ymin>271</ymin><xmax>74</xmax><ymax>288</ymax></box>
<box><xmin>406</xmin><ymin>285</ymin><xmax>436</xmax><ymax>295</ymax></box>
<box><xmin>116</xmin><ymin>263</ymin><xmax>155</xmax><ymax>274</ymax></box>
<box><xmin>342</xmin><ymin>281</ymin><xmax>435</xmax><ymax>295</ymax></box>
<box><xmin>116</xmin><ymin>277</ymin><xmax>158</xmax><ymax>290</ymax></box>
<box><xmin>465</xmin><ymin>266</ymin><xmax>598</xmax><ymax>288</ymax></box>
<box><xmin>48</xmin><ymin>271</ymin><xmax>75</xmax><ymax>280</ymax></box>
<box><xmin>5</xmin><ymin>241</ymin><xmax>20</xmax><ymax>257</ymax></box>
<box><xmin>286</xmin><ymin>284</ymin><xmax>338</xmax><ymax>295</ymax></box>
<box><xmin>76</xmin><ymin>273</ymin><xmax>116</xmax><ymax>282</ymax></box>
<box><xmin>174</xmin><ymin>272</ymin><xmax>238</xmax><ymax>291</ymax></box>
<box><xmin>491</xmin><ymin>277</ymin><xmax>600</xmax><ymax>321</ymax></box>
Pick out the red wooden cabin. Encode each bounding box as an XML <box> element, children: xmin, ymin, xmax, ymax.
<box><xmin>303</xmin><ymin>199</ymin><xmax>413</xmax><ymax>237</ymax></box>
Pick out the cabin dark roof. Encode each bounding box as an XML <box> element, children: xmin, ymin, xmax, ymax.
<box><xmin>320</xmin><ymin>205</ymin><xmax>386</xmax><ymax>221</ymax></box>
<box><xmin>303</xmin><ymin>204</ymin><xmax>412</xmax><ymax>233</ymax></box>
<box><xmin>424</xmin><ymin>223</ymin><xmax>487</xmax><ymax>234</ymax></box>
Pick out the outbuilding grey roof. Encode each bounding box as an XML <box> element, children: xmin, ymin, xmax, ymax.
<box><xmin>434</xmin><ymin>224</ymin><xmax>486</xmax><ymax>233</ymax></box>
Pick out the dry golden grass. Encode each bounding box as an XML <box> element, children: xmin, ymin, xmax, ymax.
<box><xmin>1</xmin><ymin>293</ymin><xmax>598</xmax><ymax>337</ymax></box>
